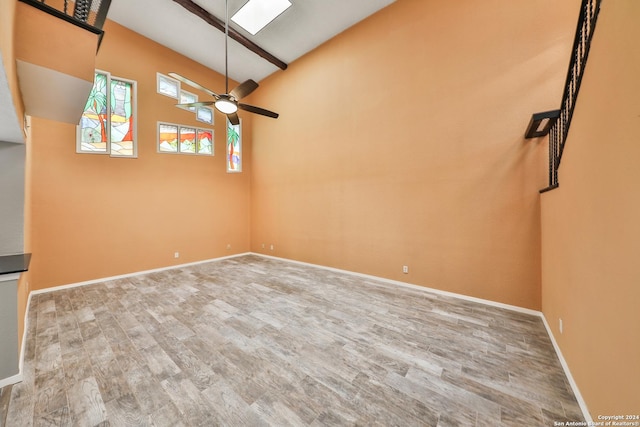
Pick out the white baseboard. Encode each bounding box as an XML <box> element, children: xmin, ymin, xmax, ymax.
<box><xmin>16</xmin><ymin>251</ymin><xmax>591</xmax><ymax>422</ymax></box>
<box><xmin>18</xmin><ymin>290</ymin><xmax>33</xmax><ymax>373</ymax></box>
<box><xmin>539</xmin><ymin>314</ymin><xmax>592</xmax><ymax>423</ymax></box>
<box><xmin>0</xmin><ymin>373</ymin><xmax>22</xmax><ymax>389</ymax></box>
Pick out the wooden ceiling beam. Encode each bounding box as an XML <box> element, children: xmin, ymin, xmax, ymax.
<box><xmin>171</xmin><ymin>0</ymin><xmax>288</xmax><ymax>71</ymax></box>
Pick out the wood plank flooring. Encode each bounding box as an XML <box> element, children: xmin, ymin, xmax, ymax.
<box><xmin>3</xmin><ymin>255</ymin><xmax>584</xmax><ymax>426</ymax></box>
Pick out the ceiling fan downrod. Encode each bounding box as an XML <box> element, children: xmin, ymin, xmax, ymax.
<box><xmin>224</xmin><ymin>0</ymin><xmax>229</xmax><ymax>95</ymax></box>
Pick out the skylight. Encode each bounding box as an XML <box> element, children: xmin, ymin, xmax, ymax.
<box><xmin>231</xmin><ymin>0</ymin><xmax>292</xmax><ymax>36</ymax></box>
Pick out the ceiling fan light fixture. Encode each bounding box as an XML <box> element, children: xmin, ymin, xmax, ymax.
<box><xmin>215</xmin><ymin>97</ymin><xmax>238</xmax><ymax>114</ymax></box>
<box><xmin>231</xmin><ymin>0</ymin><xmax>292</xmax><ymax>36</ymax></box>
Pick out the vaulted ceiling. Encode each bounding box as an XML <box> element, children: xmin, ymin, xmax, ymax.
<box><xmin>107</xmin><ymin>0</ymin><xmax>397</xmax><ymax>83</ymax></box>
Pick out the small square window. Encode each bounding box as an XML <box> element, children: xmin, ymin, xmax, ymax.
<box><xmin>157</xmin><ymin>73</ymin><xmax>180</xmax><ymax>99</ymax></box>
<box><xmin>158</xmin><ymin>123</ymin><xmax>178</xmax><ymax>153</ymax></box>
<box><xmin>180</xmin><ymin>127</ymin><xmax>196</xmax><ymax>153</ymax></box>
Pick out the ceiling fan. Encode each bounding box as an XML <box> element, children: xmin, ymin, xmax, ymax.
<box><xmin>170</xmin><ymin>0</ymin><xmax>279</xmax><ymax>125</ymax></box>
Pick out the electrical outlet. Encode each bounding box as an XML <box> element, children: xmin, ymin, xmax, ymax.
<box><xmin>261</xmin><ymin>243</ymin><xmax>265</xmax><ymax>249</ymax></box>
<box><xmin>174</xmin><ymin>252</ymin><xmax>179</xmax><ymax>259</ymax></box>
<box><xmin>559</xmin><ymin>318</ymin><xmax>563</xmax><ymax>334</ymax></box>
<box><xmin>226</xmin><ymin>244</ymin><xmax>232</xmax><ymax>250</ymax></box>
<box><xmin>402</xmin><ymin>266</ymin><xmax>409</xmax><ymax>274</ymax></box>
<box><xmin>270</xmin><ymin>244</ymin><xmax>274</xmax><ymax>251</ymax></box>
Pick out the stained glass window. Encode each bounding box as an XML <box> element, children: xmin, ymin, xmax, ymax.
<box><xmin>227</xmin><ymin>119</ymin><xmax>242</xmax><ymax>172</ymax></box>
<box><xmin>110</xmin><ymin>78</ymin><xmax>135</xmax><ymax>157</ymax></box>
<box><xmin>197</xmin><ymin>129</ymin><xmax>213</xmax><ymax>155</ymax></box>
<box><xmin>159</xmin><ymin>123</ymin><xmax>178</xmax><ymax>153</ymax></box>
<box><xmin>78</xmin><ymin>72</ymin><xmax>108</xmax><ymax>153</ymax></box>
<box><xmin>77</xmin><ymin>71</ymin><xmax>137</xmax><ymax>157</ymax></box>
<box><xmin>180</xmin><ymin>127</ymin><xmax>196</xmax><ymax>153</ymax></box>
<box><xmin>157</xmin><ymin>123</ymin><xmax>212</xmax><ymax>156</ymax></box>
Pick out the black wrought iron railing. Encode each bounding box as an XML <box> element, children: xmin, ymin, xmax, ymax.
<box><xmin>19</xmin><ymin>0</ymin><xmax>111</xmax><ymax>35</ymax></box>
<box><xmin>525</xmin><ymin>0</ymin><xmax>602</xmax><ymax>193</ymax></box>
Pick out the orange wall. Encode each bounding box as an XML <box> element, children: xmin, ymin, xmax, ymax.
<box><xmin>0</xmin><ymin>0</ymin><xmax>14</xmax><ymax>63</ymax></box>
<box><xmin>28</xmin><ymin>20</ymin><xmax>251</xmax><ymax>291</ymax></box>
<box><xmin>541</xmin><ymin>0</ymin><xmax>640</xmax><ymax>417</ymax></box>
<box><xmin>250</xmin><ymin>0</ymin><xmax>580</xmax><ymax>309</ymax></box>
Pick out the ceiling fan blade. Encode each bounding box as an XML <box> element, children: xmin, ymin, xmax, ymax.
<box><xmin>168</xmin><ymin>72</ymin><xmax>219</xmax><ymax>98</ymax></box>
<box><xmin>228</xmin><ymin>112</ymin><xmax>240</xmax><ymax>126</ymax></box>
<box><xmin>238</xmin><ymin>103</ymin><xmax>279</xmax><ymax>119</ymax></box>
<box><xmin>176</xmin><ymin>101</ymin><xmax>215</xmax><ymax>109</ymax></box>
<box><xmin>230</xmin><ymin>80</ymin><xmax>259</xmax><ymax>100</ymax></box>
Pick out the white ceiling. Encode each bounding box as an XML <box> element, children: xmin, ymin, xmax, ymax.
<box><xmin>107</xmin><ymin>0</ymin><xmax>397</xmax><ymax>84</ymax></box>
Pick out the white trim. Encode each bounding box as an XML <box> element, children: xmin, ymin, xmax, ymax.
<box><xmin>539</xmin><ymin>315</ymin><xmax>592</xmax><ymax>423</ymax></box>
<box><xmin>0</xmin><ymin>373</ymin><xmax>23</xmax><ymax>389</ymax></box>
<box><xmin>0</xmin><ymin>273</ymin><xmax>20</xmax><ymax>283</ymax></box>
<box><xmin>252</xmin><ymin>253</ymin><xmax>540</xmax><ymax>316</ymax></box>
<box><xmin>19</xmin><ymin>290</ymin><xmax>33</xmax><ymax>375</ymax></box>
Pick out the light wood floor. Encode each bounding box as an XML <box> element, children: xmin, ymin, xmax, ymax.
<box><xmin>3</xmin><ymin>255</ymin><xmax>584</xmax><ymax>426</ymax></box>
